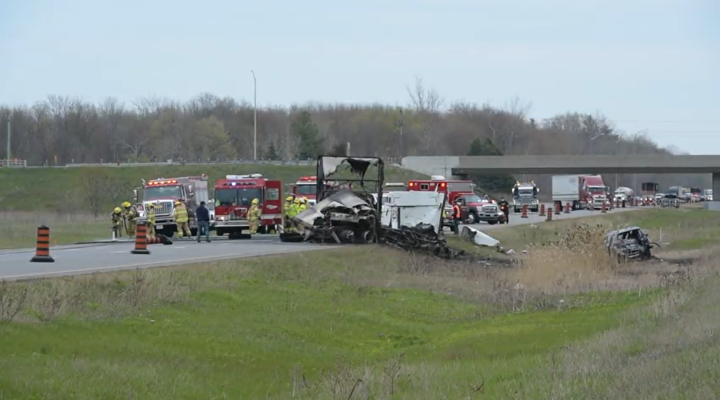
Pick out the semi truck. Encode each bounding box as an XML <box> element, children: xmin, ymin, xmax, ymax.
<box><xmin>511</xmin><ymin>181</ymin><xmax>539</xmax><ymax>213</ymax></box>
<box><xmin>134</xmin><ymin>175</ymin><xmax>211</xmax><ymax>237</ymax></box>
<box><xmin>613</xmin><ymin>186</ymin><xmax>635</xmax><ymax>205</ymax></box>
<box><xmin>552</xmin><ymin>174</ymin><xmax>608</xmax><ymax>210</ymax></box>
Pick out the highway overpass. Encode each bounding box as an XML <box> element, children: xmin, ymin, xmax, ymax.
<box><xmin>401</xmin><ymin>155</ymin><xmax>720</xmax><ymax>208</ymax></box>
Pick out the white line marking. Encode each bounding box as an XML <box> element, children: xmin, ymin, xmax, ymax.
<box><xmin>111</xmin><ymin>251</ymin><xmax>126</xmax><ymax>254</ymax></box>
<box><xmin>175</xmin><ymin>246</ymin><xmax>186</xmax><ymax>249</ymax></box>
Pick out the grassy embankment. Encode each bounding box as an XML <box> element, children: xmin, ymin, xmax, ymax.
<box><xmin>0</xmin><ymin>164</ymin><xmax>426</xmax><ymax>248</ymax></box>
<box><xmin>2</xmin><ymin>207</ymin><xmax>719</xmax><ymax>399</ymax></box>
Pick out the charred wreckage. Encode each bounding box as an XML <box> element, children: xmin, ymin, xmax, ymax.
<box><xmin>280</xmin><ymin>156</ymin><xmax>468</xmax><ymax>258</ymax></box>
<box><xmin>604</xmin><ymin>226</ymin><xmax>660</xmax><ymax>262</ymax></box>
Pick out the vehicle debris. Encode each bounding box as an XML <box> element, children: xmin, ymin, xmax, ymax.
<box><xmin>604</xmin><ymin>226</ymin><xmax>660</xmax><ymax>261</ymax></box>
<box><xmin>282</xmin><ymin>156</ymin><xmax>478</xmax><ymax>259</ymax></box>
<box><xmin>459</xmin><ymin>226</ymin><xmax>515</xmax><ymax>255</ymax></box>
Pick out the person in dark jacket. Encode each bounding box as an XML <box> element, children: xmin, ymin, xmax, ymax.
<box><xmin>498</xmin><ymin>197</ymin><xmax>510</xmax><ymax>223</ymax></box>
<box><xmin>195</xmin><ymin>201</ymin><xmax>211</xmax><ymax>243</ymax></box>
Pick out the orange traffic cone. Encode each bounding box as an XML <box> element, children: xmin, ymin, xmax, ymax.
<box><xmin>131</xmin><ymin>222</ymin><xmax>151</xmax><ymax>255</ymax></box>
<box><xmin>30</xmin><ymin>225</ymin><xmax>55</xmax><ymax>263</ymax></box>
<box><xmin>546</xmin><ymin>207</ymin><xmax>553</xmax><ymax>222</ymax></box>
<box><xmin>601</xmin><ymin>202</ymin><xmax>607</xmax><ymax>214</ymax></box>
<box><xmin>564</xmin><ymin>202</ymin><xmax>571</xmax><ymax>214</ymax></box>
<box><xmin>521</xmin><ymin>205</ymin><xmax>528</xmax><ymax>218</ymax></box>
<box><xmin>539</xmin><ymin>204</ymin><xmax>546</xmax><ymax>216</ymax></box>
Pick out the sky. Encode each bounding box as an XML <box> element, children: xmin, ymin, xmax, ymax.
<box><xmin>1</xmin><ymin>0</ymin><xmax>719</xmax><ymax>154</ymax></box>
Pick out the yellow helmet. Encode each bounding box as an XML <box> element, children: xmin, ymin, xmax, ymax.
<box><xmin>302</xmin><ymin>197</ymin><xmax>308</xmax><ymax>203</ymax></box>
<box><xmin>252</xmin><ymin>198</ymin><xmax>259</xmax><ymax>204</ymax></box>
<box><xmin>154</xmin><ymin>202</ymin><xmax>161</xmax><ymax>208</ymax></box>
<box><xmin>174</xmin><ymin>201</ymin><xmax>181</xmax><ymax>205</ymax></box>
<box><xmin>114</xmin><ymin>207</ymin><xmax>122</xmax><ymax>214</ymax></box>
<box><xmin>122</xmin><ymin>201</ymin><xmax>131</xmax><ymax>208</ymax></box>
<box><xmin>286</xmin><ymin>196</ymin><xmax>294</xmax><ymax>202</ymax></box>
<box><xmin>294</xmin><ymin>198</ymin><xmax>301</xmax><ymax>204</ymax></box>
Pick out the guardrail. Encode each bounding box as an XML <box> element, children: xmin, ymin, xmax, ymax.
<box><xmin>0</xmin><ymin>159</ymin><xmax>27</xmax><ymax>168</ymax></box>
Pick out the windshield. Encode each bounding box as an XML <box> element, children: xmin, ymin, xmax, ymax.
<box><xmin>462</xmin><ymin>194</ymin><xmax>482</xmax><ymax>203</ymax></box>
<box><xmin>706</xmin><ymin>189</ymin><xmax>713</xmax><ymax>195</ymax></box>
<box><xmin>588</xmin><ymin>187</ymin><xmax>605</xmax><ymax>194</ymax></box>
<box><xmin>144</xmin><ymin>185</ymin><xmax>182</xmax><ymax>201</ymax></box>
<box><xmin>215</xmin><ymin>188</ymin><xmax>263</xmax><ymax>207</ymax></box>
<box><xmin>295</xmin><ymin>184</ymin><xmax>315</xmax><ymax>195</ymax></box>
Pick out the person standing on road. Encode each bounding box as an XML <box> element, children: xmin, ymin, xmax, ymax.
<box><xmin>174</xmin><ymin>200</ymin><xmax>191</xmax><ymax>238</ymax></box>
<box><xmin>195</xmin><ymin>201</ymin><xmax>211</xmax><ymax>242</ymax></box>
<box><xmin>499</xmin><ymin>196</ymin><xmax>510</xmax><ymax>224</ymax></box>
<box><xmin>248</xmin><ymin>198</ymin><xmax>262</xmax><ymax>234</ymax></box>
<box><xmin>452</xmin><ymin>199</ymin><xmax>462</xmax><ymax>235</ymax></box>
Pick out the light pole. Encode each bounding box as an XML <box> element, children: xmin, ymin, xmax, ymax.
<box><xmin>615</xmin><ymin>138</ymin><xmax>622</xmax><ymax>189</ymax></box>
<box><xmin>251</xmin><ymin>70</ymin><xmax>257</xmax><ymax>161</ymax></box>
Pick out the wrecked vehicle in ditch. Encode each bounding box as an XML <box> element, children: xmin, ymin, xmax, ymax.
<box><xmin>604</xmin><ymin>226</ymin><xmax>659</xmax><ymax>261</ymax></box>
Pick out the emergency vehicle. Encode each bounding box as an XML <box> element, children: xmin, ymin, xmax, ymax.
<box><xmin>134</xmin><ymin>175</ymin><xmax>210</xmax><ymax>238</ymax></box>
<box><xmin>291</xmin><ymin>175</ymin><xmax>353</xmax><ymax>206</ymax></box>
<box><xmin>213</xmin><ymin>174</ymin><xmax>283</xmax><ymax>237</ymax></box>
<box><xmin>407</xmin><ymin>175</ymin><xmax>477</xmax><ymax>204</ymax></box>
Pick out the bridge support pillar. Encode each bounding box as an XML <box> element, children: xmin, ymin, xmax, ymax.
<box><xmin>706</xmin><ymin>173</ymin><xmax>720</xmax><ymax>211</ymax></box>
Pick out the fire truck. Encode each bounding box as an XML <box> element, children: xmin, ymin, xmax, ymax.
<box><xmin>291</xmin><ymin>175</ymin><xmax>353</xmax><ymax>206</ymax></box>
<box><xmin>134</xmin><ymin>175</ymin><xmax>211</xmax><ymax>237</ymax></box>
<box><xmin>407</xmin><ymin>175</ymin><xmax>477</xmax><ymax>204</ymax></box>
<box><xmin>213</xmin><ymin>174</ymin><xmax>283</xmax><ymax>238</ymax></box>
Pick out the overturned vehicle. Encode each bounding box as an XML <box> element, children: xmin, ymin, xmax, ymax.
<box><xmin>282</xmin><ymin>156</ymin><xmax>464</xmax><ymax>258</ymax></box>
<box><xmin>604</xmin><ymin>226</ymin><xmax>659</xmax><ymax>261</ymax></box>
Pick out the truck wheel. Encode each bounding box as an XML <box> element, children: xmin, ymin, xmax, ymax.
<box><xmin>487</xmin><ymin>221</ymin><xmax>497</xmax><ymax>225</ymax></box>
<box><xmin>467</xmin><ymin>212</ymin><xmax>477</xmax><ymax>224</ymax></box>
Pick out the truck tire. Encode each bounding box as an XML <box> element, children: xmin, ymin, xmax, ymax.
<box><xmin>487</xmin><ymin>220</ymin><xmax>497</xmax><ymax>225</ymax></box>
<box><xmin>467</xmin><ymin>212</ymin><xmax>478</xmax><ymax>224</ymax></box>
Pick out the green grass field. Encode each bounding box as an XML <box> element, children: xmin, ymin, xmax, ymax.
<box><xmin>0</xmin><ymin>164</ymin><xmax>427</xmax><ymax>212</ymax></box>
<box><xmin>2</xmin><ymin>208</ymin><xmax>719</xmax><ymax>399</ymax></box>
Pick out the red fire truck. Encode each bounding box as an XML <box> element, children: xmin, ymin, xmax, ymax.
<box><xmin>213</xmin><ymin>174</ymin><xmax>283</xmax><ymax>238</ymax></box>
<box><xmin>291</xmin><ymin>175</ymin><xmax>353</xmax><ymax>206</ymax></box>
<box><xmin>407</xmin><ymin>176</ymin><xmax>477</xmax><ymax>204</ymax></box>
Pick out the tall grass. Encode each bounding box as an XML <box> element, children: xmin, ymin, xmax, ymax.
<box><xmin>0</xmin><ymin>211</ymin><xmax>107</xmax><ymax>249</ymax></box>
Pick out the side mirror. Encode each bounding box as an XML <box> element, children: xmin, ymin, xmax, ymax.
<box><xmin>133</xmin><ymin>189</ymin><xmax>139</xmax><ymax>202</ymax></box>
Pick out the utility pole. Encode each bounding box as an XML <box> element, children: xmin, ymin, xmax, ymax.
<box><xmin>397</xmin><ymin>108</ymin><xmax>404</xmax><ymax>158</ymax></box>
<box><xmin>251</xmin><ymin>70</ymin><xmax>257</xmax><ymax>161</ymax></box>
<box><xmin>6</xmin><ymin>114</ymin><xmax>10</xmax><ymax>160</ymax></box>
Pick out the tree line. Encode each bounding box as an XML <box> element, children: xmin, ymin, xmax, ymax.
<box><xmin>0</xmin><ymin>78</ymin><xmax>707</xmax><ymax>191</ymax></box>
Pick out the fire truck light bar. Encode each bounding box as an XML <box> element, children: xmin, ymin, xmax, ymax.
<box><xmin>299</xmin><ymin>176</ymin><xmax>317</xmax><ymax>181</ymax></box>
<box><xmin>226</xmin><ymin>174</ymin><xmax>263</xmax><ymax>179</ymax></box>
<box><xmin>148</xmin><ymin>179</ymin><xmax>177</xmax><ymax>185</ymax></box>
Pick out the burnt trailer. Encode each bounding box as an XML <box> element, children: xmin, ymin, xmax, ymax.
<box><xmin>281</xmin><ymin>156</ymin><xmax>385</xmax><ymax>244</ymax></box>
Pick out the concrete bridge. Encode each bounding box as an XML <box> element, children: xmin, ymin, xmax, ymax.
<box><xmin>401</xmin><ymin>155</ymin><xmax>720</xmax><ymax>208</ymax></box>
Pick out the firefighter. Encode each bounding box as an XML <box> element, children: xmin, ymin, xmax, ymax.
<box><xmin>452</xmin><ymin>199</ymin><xmax>462</xmax><ymax>235</ymax></box>
<box><xmin>298</xmin><ymin>197</ymin><xmax>308</xmax><ymax>212</ymax></box>
<box><xmin>122</xmin><ymin>201</ymin><xmax>138</xmax><ymax>236</ymax></box>
<box><xmin>174</xmin><ymin>200</ymin><xmax>191</xmax><ymax>238</ymax></box>
<box><xmin>498</xmin><ymin>196</ymin><xmax>510</xmax><ymax>224</ymax></box>
<box><xmin>248</xmin><ymin>198</ymin><xmax>262</xmax><ymax>234</ymax></box>
<box><xmin>283</xmin><ymin>196</ymin><xmax>295</xmax><ymax>232</ymax></box>
<box><xmin>147</xmin><ymin>202</ymin><xmax>159</xmax><ymax>237</ymax></box>
<box><xmin>111</xmin><ymin>207</ymin><xmax>123</xmax><ymax>238</ymax></box>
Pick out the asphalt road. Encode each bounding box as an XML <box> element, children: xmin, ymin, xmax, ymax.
<box><xmin>0</xmin><ymin>236</ymin><xmax>337</xmax><ymax>281</ymax></box>
<box><xmin>465</xmin><ymin>205</ymin><xmax>643</xmax><ymax>231</ymax></box>
<box><xmin>0</xmin><ymin>205</ymin><xmax>645</xmax><ymax>281</ymax></box>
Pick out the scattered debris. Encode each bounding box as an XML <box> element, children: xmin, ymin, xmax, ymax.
<box><xmin>460</xmin><ymin>226</ymin><xmax>515</xmax><ymax>255</ymax></box>
<box><xmin>604</xmin><ymin>226</ymin><xmax>660</xmax><ymax>262</ymax></box>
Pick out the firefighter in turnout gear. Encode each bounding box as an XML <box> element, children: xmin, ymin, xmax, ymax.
<box><xmin>111</xmin><ymin>207</ymin><xmax>123</xmax><ymax>238</ymax></box>
<box><xmin>284</xmin><ymin>196</ymin><xmax>296</xmax><ymax>233</ymax></box>
<box><xmin>146</xmin><ymin>202</ymin><xmax>159</xmax><ymax>237</ymax></box>
<box><xmin>122</xmin><ymin>201</ymin><xmax>138</xmax><ymax>236</ymax></box>
<box><xmin>299</xmin><ymin>197</ymin><xmax>308</xmax><ymax>212</ymax></box>
<box><xmin>498</xmin><ymin>197</ymin><xmax>510</xmax><ymax>223</ymax></box>
<box><xmin>174</xmin><ymin>200</ymin><xmax>191</xmax><ymax>237</ymax></box>
<box><xmin>248</xmin><ymin>198</ymin><xmax>262</xmax><ymax>234</ymax></box>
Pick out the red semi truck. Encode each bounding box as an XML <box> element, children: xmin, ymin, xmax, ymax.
<box><xmin>552</xmin><ymin>174</ymin><xmax>608</xmax><ymax>210</ymax></box>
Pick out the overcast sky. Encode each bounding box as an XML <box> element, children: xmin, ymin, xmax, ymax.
<box><xmin>1</xmin><ymin>0</ymin><xmax>718</xmax><ymax>154</ymax></box>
